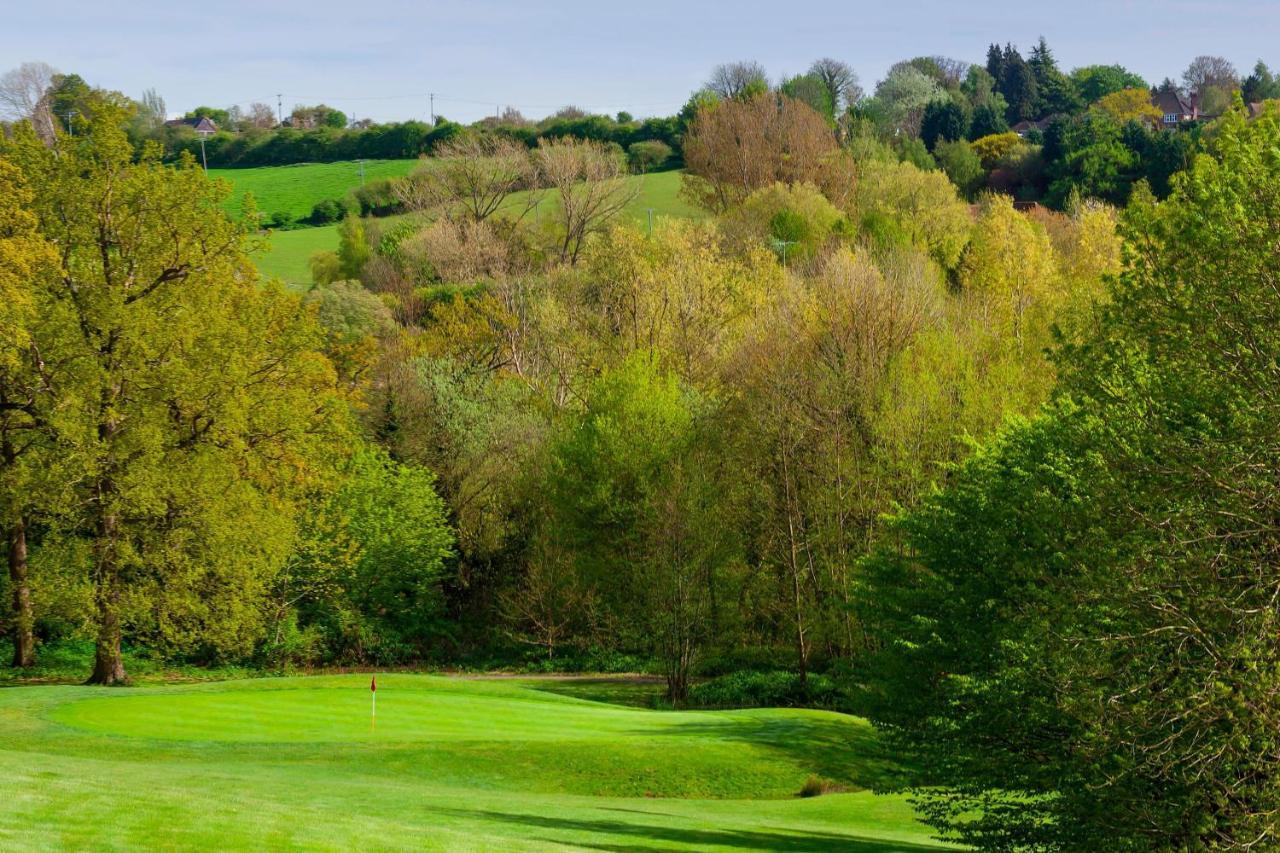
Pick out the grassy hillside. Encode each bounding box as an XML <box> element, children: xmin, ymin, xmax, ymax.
<box><xmin>210</xmin><ymin>159</ymin><xmax>420</xmax><ymax>221</ymax></box>
<box><xmin>0</xmin><ymin>674</ymin><xmax>948</xmax><ymax>850</ymax></box>
<box><xmin>251</xmin><ymin>169</ymin><xmax>704</xmax><ymax>288</ymax></box>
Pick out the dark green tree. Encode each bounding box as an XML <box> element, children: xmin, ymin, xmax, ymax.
<box><xmin>967</xmin><ymin>103</ymin><xmax>1009</xmax><ymax>140</ymax></box>
<box><xmin>1028</xmin><ymin>37</ymin><xmax>1080</xmax><ymax>115</ymax></box>
<box><xmin>920</xmin><ymin>99</ymin><xmax>968</xmax><ymax>150</ymax></box>
<box><xmin>998</xmin><ymin>45</ymin><xmax>1038</xmax><ymax>122</ymax></box>
<box><xmin>1243</xmin><ymin>60</ymin><xmax>1280</xmax><ymax>102</ymax></box>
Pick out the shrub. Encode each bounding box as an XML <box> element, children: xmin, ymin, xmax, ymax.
<box><xmin>688</xmin><ymin>669</ymin><xmax>849</xmax><ymax>710</ymax></box>
<box><xmin>307</xmin><ymin>198</ymin><xmax>347</xmax><ymax>225</ymax></box>
<box><xmin>264</xmin><ymin>210</ymin><xmax>296</xmax><ymax>229</ymax></box>
<box><xmin>351</xmin><ymin>178</ymin><xmax>404</xmax><ymax>217</ymax></box>
<box><xmin>626</xmin><ymin>139</ymin><xmax>673</xmax><ymax>173</ymax></box>
<box><xmin>971</xmin><ymin>131</ymin><xmax>1024</xmax><ymax>168</ymax></box>
<box><xmin>720</xmin><ymin>182</ymin><xmax>848</xmax><ymax>265</ymax></box>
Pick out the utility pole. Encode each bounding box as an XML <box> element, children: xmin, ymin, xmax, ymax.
<box><xmin>277</xmin><ymin>94</ymin><xmax>283</xmax><ymax>126</ymax></box>
<box><xmin>429</xmin><ymin>93</ymin><xmax>435</xmax><ymax>124</ymax></box>
<box><xmin>778</xmin><ymin>239</ymin><xmax>797</xmax><ymax>267</ymax></box>
<box><xmin>199</xmin><ymin>134</ymin><xmax>208</xmax><ymax>172</ymax></box>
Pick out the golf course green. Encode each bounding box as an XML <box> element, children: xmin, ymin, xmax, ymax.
<box><xmin>0</xmin><ymin>674</ymin><xmax>949</xmax><ymax>850</ymax></box>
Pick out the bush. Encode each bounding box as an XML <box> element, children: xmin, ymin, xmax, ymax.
<box><xmin>626</xmin><ymin>139</ymin><xmax>673</xmax><ymax>173</ymax></box>
<box><xmin>351</xmin><ymin>178</ymin><xmax>404</xmax><ymax>217</ymax></box>
<box><xmin>720</xmin><ymin>182</ymin><xmax>848</xmax><ymax>265</ymax></box>
<box><xmin>688</xmin><ymin>669</ymin><xmax>850</xmax><ymax>710</ymax></box>
<box><xmin>306</xmin><ymin>198</ymin><xmax>347</xmax><ymax>225</ymax></box>
<box><xmin>264</xmin><ymin>210</ymin><xmax>296</xmax><ymax>229</ymax></box>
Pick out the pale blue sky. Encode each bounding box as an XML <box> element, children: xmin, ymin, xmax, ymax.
<box><xmin>5</xmin><ymin>1</ymin><xmax>1278</xmax><ymax>123</ymax></box>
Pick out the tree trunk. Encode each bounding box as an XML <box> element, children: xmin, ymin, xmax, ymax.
<box><xmin>87</xmin><ymin>585</ymin><xmax>126</xmax><ymax>685</ymax></box>
<box><xmin>7</xmin><ymin>518</ymin><xmax>35</xmax><ymax>668</ymax></box>
<box><xmin>86</xmin><ymin>498</ymin><xmax>127</xmax><ymax>686</ymax></box>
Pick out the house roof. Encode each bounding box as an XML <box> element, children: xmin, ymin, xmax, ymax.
<box><xmin>164</xmin><ymin>116</ymin><xmax>219</xmax><ymax>134</ymax></box>
<box><xmin>1011</xmin><ymin>117</ymin><xmax>1053</xmax><ymax>135</ymax></box>
<box><xmin>1152</xmin><ymin>89</ymin><xmax>1193</xmax><ymax>117</ymax></box>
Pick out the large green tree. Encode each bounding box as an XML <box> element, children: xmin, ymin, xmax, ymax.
<box><xmin>3</xmin><ymin>106</ymin><xmax>348</xmax><ymax>683</ymax></box>
<box><xmin>862</xmin><ymin>105</ymin><xmax>1280</xmax><ymax>849</ymax></box>
<box><xmin>546</xmin><ymin>356</ymin><xmax>736</xmax><ymax>701</ymax></box>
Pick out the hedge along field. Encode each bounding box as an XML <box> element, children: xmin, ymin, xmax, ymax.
<box><xmin>251</xmin><ymin>169</ymin><xmax>705</xmax><ymax>288</ymax></box>
<box><xmin>210</xmin><ymin>159</ymin><xmax>421</xmax><ymax>222</ymax></box>
<box><xmin>0</xmin><ymin>674</ymin><xmax>950</xmax><ymax>850</ymax></box>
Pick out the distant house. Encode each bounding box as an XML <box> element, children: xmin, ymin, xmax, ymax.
<box><xmin>1011</xmin><ymin>117</ymin><xmax>1053</xmax><ymax>137</ymax></box>
<box><xmin>1151</xmin><ymin>90</ymin><xmax>1198</xmax><ymax>128</ymax></box>
<box><xmin>164</xmin><ymin>116</ymin><xmax>219</xmax><ymax>136</ymax></box>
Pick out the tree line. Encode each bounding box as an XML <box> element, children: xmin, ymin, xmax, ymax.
<box><xmin>7</xmin><ymin>42</ymin><xmax>1275</xmax><ymax>214</ymax></box>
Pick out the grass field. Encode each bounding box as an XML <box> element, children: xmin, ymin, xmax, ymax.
<box><xmin>210</xmin><ymin>159</ymin><xmax>421</xmax><ymax>222</ymax></box>
<box><xmin>250</xmin><ymin>169</ymin><xmax>705</xmax><ymax>288</ymax></box>
<box><xmin>0</xmin><ymin>673</ymin><xmax>949</xmax><ymax>850</ymax></box>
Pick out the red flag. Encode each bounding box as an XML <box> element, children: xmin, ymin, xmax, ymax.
<box><xmin>370</xmin><ymin>675</ymin><xmax>376</xmax><ymax>692</ymax></box>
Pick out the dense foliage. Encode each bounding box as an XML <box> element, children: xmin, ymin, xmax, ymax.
<box><xmin>861</xmin><ymin>104</ymin><xmax>1280</xmax><ymax>849</ymax></box>
<box><xmin>4</xmin><ymin>47</ymin><xmax>1280</xmax><ymax>849</ymax></box>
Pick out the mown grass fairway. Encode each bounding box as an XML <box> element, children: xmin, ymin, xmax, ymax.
<box><xmin>210</xmin><ymin>159</ymin><xmax>421</xmax><ymax>221</ymax></box>
<box><xmin>251</xmin><ymin>169</ymin><xmax>704</xmax><ymax>287</ymax></box>
<box><xmin>0</xmin><ymin>674</ymin><xmax>947</xmax><ymax>850</ymax></box>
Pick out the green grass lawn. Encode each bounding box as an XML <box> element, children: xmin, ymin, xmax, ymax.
<box><xmin>210</xmin><ymin>159</ymin><xmax>421</xmax><ymax>222</ymax></box>
<box><xmin>251</xmin><ymin>169</ymin><xmax>704</xmax><ymax>289</ymax></box>
<box><xmin>0</xmin><ymin>673</ymin><xmax>950</xmax><ymax>850</ymax></box>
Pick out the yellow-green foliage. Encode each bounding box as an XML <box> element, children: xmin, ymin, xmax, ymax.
<box><xmin>719</xmin><ymin>182</ymin><xmax>848</xmax><ymax>264</ymax></box>
<box><xmin>962</xmin><ymin>194</ymin><xmax>1060</xmax><ymax>344</ymax></box>
<box><xmin>971</xmin><ymin>132</ymin><xmax>1024</xmax><ymax>168</ymax></box>
<box><xmin>581</xmin><ymin>219</ymin><xmax>782</xmax><ymax>381</ymax></box>
<box><xmin>1091</xmin><ymin>88</ymin><xmax>1162</xmax><ymax>125</ymax></box>
<box><xmin>854</xmin><ymin>159</ymin><xmax>972</xmax><ymax>271</ymax></box>
<box><xmin>2</xmin><ymin>105</ymin><xmax>352</xmax><ymax>673</ymax></box>
<box><xmin>0</xmin><ymin>159</ymin><xmax>56</xmax><ymax>369</ymax></box>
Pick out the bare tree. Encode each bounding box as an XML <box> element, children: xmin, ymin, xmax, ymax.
<box><xmin>245</xmin><ymin>102</ymin><xmax>276</xmax><ymax>129</ymax></box>
<box><xmin>1183</xmin><ymin>55</ymin><xmax>1240</xmax><ymax>94</ymax></box>
<box><xmin>0</xmin><ymin>62</ymin><xmax>58</xmax><ymax>142</ymax></box>
<box><xmin>681</xmin><ymin>92</ymin><xmax>845</xmax><ymax>212</ymax></box>
<box><xmin>395</xmin><ymin>134</ymin><xmax>537</xmax><ymax>223</ymax></box>
<box><xmin>707</xmin><ymin>61</ymin><xmax>769</xmax><ymax>100</ymax></box>
<box><xmin>808</xmin><ymin>57</ymin><xmax>863</xmax><ymax>112</ymax></box>
<box><xmin>500</xmin><ymin>106</ymin><xmax>529</xmax><ymax>126</ymax></box>
<box><xmin>136</xmin><ymin>88</ymin><xmax>166</xmax><ymax>129</ymax></box>
<box><xmin>534</xmin><ymin>137</ymin><xmax>640</xmax><ymax>264</ymax></box>
<box><xmin>929</xmin><ymin>56</ymin><xmax>973</xmax><ymax>88</ymax></box>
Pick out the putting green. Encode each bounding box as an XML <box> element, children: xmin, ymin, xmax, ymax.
<box><xmin>1</xmin><ymin>674</ymin><xmax>951</xmax><ymax>850</ymax></box>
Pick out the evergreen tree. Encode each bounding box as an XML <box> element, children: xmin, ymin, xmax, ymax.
<box><xmin>998</xmin><ymin>44</ymin><xmax>1039</xmax><ymax>123</ymax></box>
<box><xmin>1243</xmin><ymin>60</ymin><xmax>1280</xmax><ymax>102</ymax></box>
<box><xmin>1028</xmin><ymin>36</ymin><xmax>1081</xmax><ymax>116</ymax></box>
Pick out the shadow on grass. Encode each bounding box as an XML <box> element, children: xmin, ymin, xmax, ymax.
<box><xmin>432</xmin><ymin>806</ymin><xmax>946</xmax><ymax>851</ymax></box>
<box><xmin>629</xmin><ymin>715</ymin><xmax>915</xmax><ymax>793</ymax></box>
<box><xmin>527</xmin><ymin>679</ymin><xmax>666</xmax><ymax>708</ymax></box>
